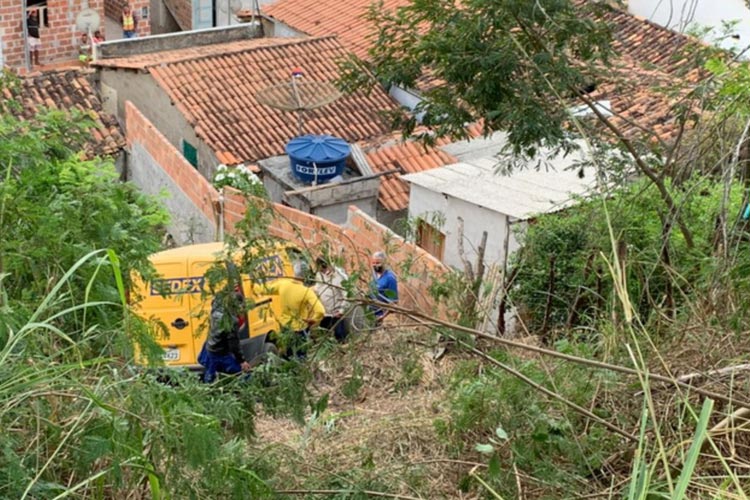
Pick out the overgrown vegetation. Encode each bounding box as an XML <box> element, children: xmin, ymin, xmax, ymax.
<box><xmin>511</xmin><ymin>178</ymin><xmax>748</xmax><ymax>334</ymax></box>
<box><xmin>9</xmin><ymin>0</ymin><xmax>750</xmax><ymax>497</ymax></box>
<box><xmin>0</xmin><ymin>74</ymin><xmax>315</xmax><ymax>498</ymax></box>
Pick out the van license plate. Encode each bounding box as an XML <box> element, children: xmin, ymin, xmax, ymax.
<box><xmin>162</xmin><ymin>348</ymin><xmax>180</xmax><ymax>362</ymax></box>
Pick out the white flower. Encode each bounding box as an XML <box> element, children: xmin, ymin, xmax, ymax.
<box><xmin>216</xmin><ymin>164</ymin><xmax>228</xmax><ymax>172</ymax></box>
<box><xmin>215</xmin><ymin>173</ymin><xmax>226</xmax><ymax>182</ymax></box>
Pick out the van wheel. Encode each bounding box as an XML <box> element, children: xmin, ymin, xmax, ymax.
<box><xmin>247</xmin><ymin>342</ymin><xmax>279</xmax><ymax>369</ymax></box>
<box><xmin>261</xmin><ymin>342</ymin><xmax>278</xmax><ymax>357</ymax></box>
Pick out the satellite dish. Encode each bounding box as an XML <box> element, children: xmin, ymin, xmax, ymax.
<box><xmin>230</xmin><ymin>0</ymin><xmax>243</xmax><ymax>13</ymax></box>
<box><xmin>75</xmin><ymin>8</ymin><xmax>100</xmax><ymax>33</ymax></box>
<box><xmin>256</xmin><ymin>69</ymin><xmax>343</xmax><ymax>135</ymax></box>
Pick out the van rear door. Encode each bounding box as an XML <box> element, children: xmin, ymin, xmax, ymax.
<box><xmin>136</xmin><ymin>259</ymin><xmax>201</xmax><ymax>367</ymax></box>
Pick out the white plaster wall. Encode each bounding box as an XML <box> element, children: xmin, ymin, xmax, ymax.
<box><xmin>408</xmin><ymin>184</ymin><xmax>522</xmax><ymax>270</ymax></box>
<box><xmin>629</xmin><ymin>0</ymin><xmax>750</xmax><ymax>51</ymax></box>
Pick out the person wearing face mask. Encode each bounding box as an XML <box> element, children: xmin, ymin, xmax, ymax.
<box><xmin>369</xmin><ymin>251</ymin><xmax>398</xmax><ymax>325</ymax></box>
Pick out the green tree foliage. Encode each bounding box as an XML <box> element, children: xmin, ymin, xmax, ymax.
<box><xmin>510</xmin><ymin>178</ymin><xmax>746</xmax><ymax>332</ymax></box>
<box><xmin>0</xmin><ymin>76</ymin><xmax>317</xmax><ymax>497</ymax></box>
<box><xmin>0</xmin><ymin>73</ymin><xmax>168</xmax><ymax>337</ymax></box>
<box><xmin>342</xmin><ymin>0</ymin><xmax>612</xmax><ymax>158</ymax></box>
<box><xmin>436</xmin><ymin>348</ymin><xmax>619</xmax><ymax>497</ymax></box>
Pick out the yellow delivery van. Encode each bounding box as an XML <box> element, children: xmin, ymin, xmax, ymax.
<box><xmin>130</xmin><ymin>241</ymin><xmax>307</xmax><ymax>369</ymax></box>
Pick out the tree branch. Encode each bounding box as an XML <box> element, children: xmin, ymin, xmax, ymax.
<box><xmin>363</xmin><ymin>299</ymin><xmax>750</xmax><ymax>408</ymax></box>
<box><xmin>275</xmin><ymin>489</ymin><xmax>421</xmax><ymax>500</ymax></box>
<box><xmin>578</xmin><ymin>92</ymin><xmax>695</xmax><ymax>248</ymax></box>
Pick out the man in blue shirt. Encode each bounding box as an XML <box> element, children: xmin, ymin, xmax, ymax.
<box><xmin>369</xmin><ymin>251</ymin><xmax>398</xmax><ymax>325</ymax></box>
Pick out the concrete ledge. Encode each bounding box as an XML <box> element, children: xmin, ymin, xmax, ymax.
<box><xmin>97</xmin><ymin>23</ymin><xmax>263</xmax><ymax>59</ymax></box>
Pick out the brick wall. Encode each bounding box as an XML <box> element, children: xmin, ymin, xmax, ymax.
<box><xmin>0</xmin><ymin>0</ymin><xmax>104</xmax><ymax>69</ymax></box>
<box><xmin>223</xmin><ymin>188</ymin><xmax>448</xmax><ymax>314</ymax></box>
<box><xmin>104</xmin><ymin>0</ymin><xmax>150</xmax><ymax>38</ymax></box>
<box><xmin>125</xmin><ymin>101</ymin><xmax>218</xmax><ymax>243</ymax></box>
<box><xmin>124</xmin><ymin>99</ymin><xmax>447</xmax><ymax>314</ymax></box>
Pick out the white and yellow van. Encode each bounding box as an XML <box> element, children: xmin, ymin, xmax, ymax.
<box><xmin>130</xmin><ymin>241</ymin><xmax>307</xmax><ymax>369</ymax></box>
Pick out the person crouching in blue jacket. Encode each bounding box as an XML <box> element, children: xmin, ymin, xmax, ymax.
<box><xmin>198</xmin><ymin>287</ymin><xmax>251</xmax><ymax>382</ymax></box>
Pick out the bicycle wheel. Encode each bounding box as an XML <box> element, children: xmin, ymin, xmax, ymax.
<box><xmin>347</xmin><ymin>304</ymin><xmax>373</xmax><ymax>333</ymax></box>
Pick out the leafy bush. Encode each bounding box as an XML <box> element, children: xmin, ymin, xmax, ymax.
<box><xmin>0</xmin><ymin>94</ymin><xmax>168</xmax><ymax>339</ymax></box>
<box><xmin>0</xmin><ymin>262</ymin><xmax>277</xmax><ymax>499</ymax></box>
<box><xmin>213</xmin><ymin>164</ymin><xmax>267</xmax><ymax>197</ymax></box>
<box><xmin>509</xmin><ymin>178</ymin><xmax>746</xmax><ymax>332</ymax></box>
<box><xmin>436</xmin><ymin>346</ymin><xmax>620</xmax><ymax>497</ymax></box>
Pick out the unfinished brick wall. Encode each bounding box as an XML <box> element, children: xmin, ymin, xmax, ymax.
<box><xmin>126</xmin><ymin>101</ymin><xmax>218</xmax><ymax>221</ymax></box>
<box><xmin>0</xmin><ymin>0</ymin><xmax>104</xmax><ymax>69</ymax></box>
<box><xmin>223</xmin><ymin>188</ymin><xmax>448</xmax><ymax>314</ymax></box>
<box><xmin>104</xmin><ymin>0</ymin><xmax>150</xmax><ymax>37</ymax></box>
<box><xmin>123</xmin><ymin>102</ymin><xmax>447</xmax><ymax>314</ymax></box>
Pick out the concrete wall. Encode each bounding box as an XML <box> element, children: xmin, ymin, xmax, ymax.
<box><xmin>0</xmin><ymin>0</ymin><xmax>104</xmax><ymax>69</ymax></box>
<box><xmin>260</xmin><ymin>155</ymin><xmax>381</xmax><ymax>224</ymax></box>
<box><xmin>284</xmin><ymin>178</ymin><xmax>380</xmax><ymax>224</ymax></box>
<box><xmin>408</xmin><ymin>183</ymin><xmax>522</xmax><ymax>270</ymax></box>
<box><xmin>99</xmin><ymin>68</ymin><xmax>213</xmax><ymax>178</ymax></box>
<box><xmin>629</xmin><ymin>0</ymin><xmax>750</xmax><ymax>51</ymax></box>
<box><xmin>150</xmin><ymin>0</ymin><xmax>182</xmax><ymax>34</ymax></box>
<box><xmin>376</xmin><ymin>206</ymin><xmax>409</xmax><ymax>235</ymax></box>
<box><xmin>265</xmin><ymin>18</ymin><xmax>305</xmax><ymax>38</ymax></box>
<box><xmin>126</xmin><ymin>101</ymin><xmax>217</xmax><ymax>244</ymax></box>
<box><xmin>96</xmin><ymin>21</ymin><xmax>259</xmax><ymax>58</ymax></box>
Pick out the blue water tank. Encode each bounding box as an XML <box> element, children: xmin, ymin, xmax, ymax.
<box><xmin>285</xmin><ymin>134</ymin><xmax>351</xmax><ymax>184</ymax></box>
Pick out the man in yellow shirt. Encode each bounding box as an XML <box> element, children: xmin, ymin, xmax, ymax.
<box><xmin>270</xmin><ymin>261</ymin><xmax>325</xmax><ymax>357</ymax></box>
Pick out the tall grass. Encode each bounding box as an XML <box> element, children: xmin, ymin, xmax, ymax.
<box><xmin>0</xmin><ymin>250</ymin><xmax>285</xmax><ymax>499</ymax></box>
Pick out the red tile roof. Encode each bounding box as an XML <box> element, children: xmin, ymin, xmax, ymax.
<box><xmin>1</xmin><ymin>69</ymin><xmax>125</xmax><ymax>157</ymax></box>
<box><xmin>263</xmin><ymin>0</ymin><xmax>704</xmax><ymax>143</ymax></box>
<box><xmin>264</xmin><ymin>0</ymin><xmax>409</xmax><ymax>60</ymax></box>
<box><xmin>591</xmin><ymin>8</ymin><xmax>707</xmax><ymax>142</ymax></box>
<box><xmin>98</xmin><ymin>37</ymin><xmax>398</xmax><ymax>165</ymax></box>
<box><xmin>364</xmin><ymin>138</ymin><xmax>457</xmax><ymax>212</ymax></box>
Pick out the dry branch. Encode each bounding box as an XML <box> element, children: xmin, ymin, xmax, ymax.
<box><xmin>275</xmin><ymin>489</ymin><xmax>421</xmax><ymax>499</ymax></box>
<box><xmin>676</xmin><ymin>363</ymin><xmax>750</xmax><ymax>384</ymax></box>
<box><xmin>362</xmin><ymin>300</ymin><xmax>750</xmax><ymax>408</ymax></box>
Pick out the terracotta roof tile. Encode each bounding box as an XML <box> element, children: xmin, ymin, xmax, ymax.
<box><xmin>2</xmin><ymin>69</ymin><xmax>125</xmax><ymax>157</ymax></box>
<box><xmin>364</xmin><ymin>138</ymin><xmax>457</xmax><ymax>212</ymax></box>
<box><xmin>100</xmin><ymin>37</ymin><xmax>398</xmax><ymax>165</ymax></box>
<box><xmin>264</xmin><ymin>0</ymin><xmax>409</xmax><ymax>59</ymax></box>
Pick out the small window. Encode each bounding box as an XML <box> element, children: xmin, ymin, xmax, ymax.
<box><xmin>27</xmin><ymin>1</ymin><xmax>49</xmax><ymax>27</ymax></box>
<box><xmin>416</xmin><ymin>219</ymin><xmax>445</xmax><ymax>260</ymax></box>
<box><xmin>182</xmin><ymin>140</ymin><xmax>198</xmax><ymax>168</ymax></box>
